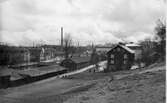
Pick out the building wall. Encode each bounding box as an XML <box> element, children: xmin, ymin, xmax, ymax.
<box><xmin>0</xmin><ymin>46</ymin><xmax>30</xmax><ymax>65</ymax></box>
<box><xmin>107</xmin><ymin>46</ymin><xmax>134</xmax><ymax>71</ymax></box>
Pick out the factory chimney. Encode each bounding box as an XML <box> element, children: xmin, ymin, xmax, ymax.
<box><xmin>61</xmin><ymin>27</ymin><xmax>63</xmax><ymax>48</ymax></box>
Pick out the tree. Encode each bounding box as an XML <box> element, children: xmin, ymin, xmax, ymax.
<box><xmin>90</xmin><ymin>48</ymin><xmax>100</xmax><ymax>71</ymax></box>
<box><xmin>154</xmin><ymin>19</ymin><xmax>166</xmax><ymax>60</ymax></box>
<box><xmin>64</xmin><ymin>33</ymin><xmax>73</xmax><ymax>59</ymax></box>
<box><xmin>155</xmin><ymin>19</ymin><xmax>166</xmax><ymax>41</ymax></box>
<box><xmin>140</xmin><ymin>39</ymin><xmax>155</xmax><ymax>65</ymax></box>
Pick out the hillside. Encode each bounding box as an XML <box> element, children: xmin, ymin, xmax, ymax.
<box><xmin>0</xmin><ymin>62</ymin><xmax>165</xmax><ymax>103</ymax></box>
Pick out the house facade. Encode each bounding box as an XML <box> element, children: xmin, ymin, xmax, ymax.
<box><xmin>107</xmin><ymin>44</ymin><xmax>135</xmax><ymax>71</ymax></box>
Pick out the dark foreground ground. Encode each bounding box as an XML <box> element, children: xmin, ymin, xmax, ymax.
<box><xmin>0</xmin><ymin>62</ymin><xmax>165</xmax><ymax>103</ymax></box>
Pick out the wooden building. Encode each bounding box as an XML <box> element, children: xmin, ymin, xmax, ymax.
<box><xmin>107</xmin><ymin>44</ymin><xmax>135</xmax><ymax>71</ymax></box>
<box><xmin>60</xmin><ymin>57</ymin><xmax>91</xmax><ymax>71</ymax></box>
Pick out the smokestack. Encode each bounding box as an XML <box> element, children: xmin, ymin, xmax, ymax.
<box><xmin>61</xmin><ymin>27</ymin><xmax>63</xmax><ymax>47</ymax></box>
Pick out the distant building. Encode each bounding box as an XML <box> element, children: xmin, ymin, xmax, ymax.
<box><xmin>28</xmin><ymin>47</ymin><xmax>42</xmax><ymax>62</ymax></box>
<box><xmin>0</xmin><ymin>44</ymin><xmax>64</xmax><ymax>66</ymax></box>
<box><xmin>40</xmin><ymin>45</ymin><xmax>65</xmax><ymax>63</ymax></box>
<box><xmin>41</xmin><ymin>45</ymin><xmax>62</xmax><ymax>51</ymax></box>
<box><xmin>95</xmin><ymin>46</ymin><xmax>113</xmax><ymax>54</ymax></box>
<box><xmin>60</xmin><ymin>56</ymin><xmax>91</xmax><ymax>71</ymax></box>
<box><xmin>107</xmin><ymin>44</ymin><xmax>135</xmax><ymax>71</ymax></box>
<box><xmin>125</xmin><ymin>43</ymin><xmax>142</xmax><ymax>60</ymax></box>
<box><xmin>0</xmin><ymin>45</ymin><xmax>30</xmax><ymax>65</ymax></box>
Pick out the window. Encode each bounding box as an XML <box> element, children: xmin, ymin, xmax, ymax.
<box><xmin>111</xmin><ymin>60</ymin><xmax>114</xmax><ymax>64</ymax></box>
<box><xmin>124</xmin><ymin>60</ymin><xmax>127</xmax><ymax>64</ymax></box>
<box><xmin>124</xmin><ymin>54</ymin><xmax>128</xmax><ymax>59</ymax></box>
<box><xmin>117</xmin><ymin>47</ymin><xmax>120</xmax><ymax>51</ymax></box>
<box><xmin>111</xmin><ymin>54</ymin><xmax>114</xmax><ymax>58</ymax></box>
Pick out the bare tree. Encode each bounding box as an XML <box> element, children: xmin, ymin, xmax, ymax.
<box><xmin>155</xmin><ymin>19</ymin><xmax>166</xmax><ymax>41</ymax></box>
<box><xmin>90</xmin><ymin>48</ymin><xmax>100</xmax><ymax>71</ymax></box>
<box><xmin>64</xmin><ymin>33</ymin><xmax>73</xmax><ymax>59</ymax></box>
<box><xmin>155</xmin><ymin>19</ymin><xmax>166</xmax><ymax>59</ymax></box>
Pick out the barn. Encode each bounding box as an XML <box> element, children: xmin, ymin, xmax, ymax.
<box><xmin>60</xmin><ymin>57</ymin><xmax>91</xmax><ymax>71</ymax></box>
<box><xmin>107</xmin><ymin>44</ymin><xmax>135</xmax><ymax>71</ymax></box>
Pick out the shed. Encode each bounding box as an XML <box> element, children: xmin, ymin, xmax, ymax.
<box><xmin>60</xmin><ymin>57</ymin><xmax>91</xmax><ymax>71</ymax></box>
<box><xmin>107</xmin><ymin>44</ymin><xmax>135</xmax><ymax>71</ymax></box>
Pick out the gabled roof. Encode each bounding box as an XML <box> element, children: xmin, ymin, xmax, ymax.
<box><xmin>107</xmin><ymin>44</ymin><xmax>135</xmax><ymax>54</ymax></box>
<box><xmin>125</xmin><ymin>43</ymin><xmax>141</xmax><ymax>47</ymax></box>
<box><xmin>120</xmin><ymin>45</ymin><xmax>135</xmax><ymax>54</ymax></box>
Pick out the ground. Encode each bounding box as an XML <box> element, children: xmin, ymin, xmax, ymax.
<box><xmin>0</xmin><ymin>62</ymin><xmax>165</xmax><ymax>103</ymax></box>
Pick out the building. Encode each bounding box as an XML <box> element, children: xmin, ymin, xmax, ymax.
<box><xmin>60</xmin><ymin>56</ymin><xmax>91</xmax><ymax>71</ymax></box>
<box><xmin>107</xmin><ymin>44</ymin><xmax>135</xmax><ymax>71</ymax></box>
<box><xmin>28</xmin><ymin>47</ymin><xmax>43</xmax><ymax>62</ymax></box>
<box><xmin>95</xmin><ymin>46</ymin><xmax>113</xmax><ymax>54</ymax></box>
<box><xmin>125</xmin><ymin>43</ymin><xmax>142</xmax><ymax>61</ymax></box>
<box><xmin>0</xmin><ymin>45</ymin><xmax>30</xmax><ymax>65</ymax></box>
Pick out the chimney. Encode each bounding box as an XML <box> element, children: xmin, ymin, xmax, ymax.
<box><xmin>61</xmin><ymin>27</ymin><xmax>63</xmax><ymax>48</ymax></box>
<box><xmin>118</xmin><ymin>42</ymin><xmax>125</xmax><ymax>45</ymax></box>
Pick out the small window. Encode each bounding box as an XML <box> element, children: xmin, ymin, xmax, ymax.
<box><xmin>124</xmin><ymin>54</ymin><xmax>128</xmax><ymax>59</ymax></box>
<box><xmin>111</xmin><ymin>54</ymin><xmax>114</xmax><ymax>58</ymax></box>
<box><xmin>117</xmin><ymin>47</ymin><xmax>120</xmax><ymax>51</ymax></box>
<box><xmin>111</xmin><ymin>60</ymin><xmax>114</xmax><ymax>64</ymax></box>
<box><xmin>124</xmin><ymin>60</ymin><xmax>127</xmax><ymax>64</ymax></box>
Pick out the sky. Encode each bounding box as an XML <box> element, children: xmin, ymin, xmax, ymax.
<box><xmin>0</xmin><ymin>0</ymin><xmax>166</xmax><ymax>46</ymax></box>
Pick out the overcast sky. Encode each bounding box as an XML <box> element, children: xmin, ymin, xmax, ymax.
<box><xmin>0</xmin><ymin>0</ymin><xmax>165</xmax><ymax>46</ymax></box>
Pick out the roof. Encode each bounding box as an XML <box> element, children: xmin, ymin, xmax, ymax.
<box><xmin>120</xmin><ymin>45</ymin><xmax>135</xmax><ymax>54</ymax></box>
<box><xmin>67</xmin><ymin>56</ymin><xmax>91</xmax><ymax>64</ymax></box>
<box><xmin>41</xmin><ymin>45</ymin><xmax>62</xmax><ymax>49</ymax></box>
<box><xmin>95</xmin><ymin>46</ymin><xmax>113</xmax><ymax>48</ymax></box>
<box><xmin>125</xmin><ymin>43</ymin><xmax>141</xmax><ymax>47</ymax></box>
<box><xmin>108</xmin><ymin>44</ymin><xmax>135</xmax><ymax>54</ymax></box>
<box><xmin>17</xmin><ymin>65</ymin><xmax>67</xmax><ymax>77</ymax></box>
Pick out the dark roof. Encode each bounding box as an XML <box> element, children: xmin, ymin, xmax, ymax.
<box><xmin>95</xmin><ymin>46</ymin><xmax>113</xmax><ymax>48</ymax></box>
<box><xmin>67</xmin><ymin>56</ymin><xmax>91</xmax><ymax>64</ymax></box>
<box><xmin>17</xmin><ymin>65</ymin><xmax>66</xmax><ymax>77</ymax></box>
<box><xmin>41</xmin><ymin>45</ymin><xmax>62</xmax><ymax>49</ymax></box>
<box><xmin>108</xmin><ymin>44</ymin><xmax>135</xmax><ymax>54</ymax></box>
